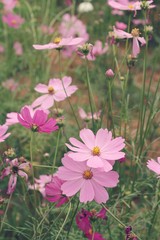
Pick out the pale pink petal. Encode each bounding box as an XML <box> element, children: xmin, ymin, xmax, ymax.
<box><xmin>32</xmin><ymin>95</ymin><xmax>51</xmax><ymax>108</ymax></box>
<box><xmin>80</xmin><ymin>128</ymin><xmax>95</xmax><ymax>149</ymax></box>
<box><xmin>18</xmin><ymin>170</ymin><xmax>28</xmax><ymax>181</ymax></box>
<box><xmin>7</xmin><ymin>174</ymin><xmax>17</xmax><ymax>194</ymax></box>
<box><xmin>35</xmin><ymin>84</ymin><xmax>48</xmax><ymax>93</ymax></box>
<box><xmin>41</xmin><ymin>95</ymin><xmax>54</xmax><ymax>109</ymax></box>
<box><xmin>78</xmin><ymin>107</ymin><xmax>87</xmax><ymax>119</ymax></box>
<box><xmin>79</xmin><ymin>180</ymin><xmax>94</xmax><ymax>203</ymax></box>
<box><xmin>114</xmin><ymin>27</ymin><xmax>133</xmax><ymax>39</ymax></box>
<box><xmin>147</xmin><ymin>159</ymin><xmax>160</xmax><ymax>175</ymax></box>
<box><xmin>68</xmin><ymin>152</ymin><xmax>91</xmax><ymax>162</ymax></box>
<box><xmin>91</xmin><ymin>180</ymin><xmax>109</xmax><ymax>203</ymax></box>
<box><xmin>132</xmin><ymin>37</ymin><xmax>140</xmax><ymax>57</ymax></box>
<box><xmin>66</xmin><ymin>143</ymin><xmax>89</xmax><ymax>153</ymax></box>
<box><xmin>101</xmin><ymin>151</ymin><xmax>125</xmax><ymax>160</ymax></box>
<box><xmin>61</xmin><ymin>155</ymin><xmax>87</xmax><ymax>172</ymax></box>
<box><xmin>87</xmin><ymin>156</ymin><xmax>104</xmax><ymax>168</ymax></box>
<box><xmin>69</xmin><ymin>137</ymin><xmax>89</xmax><ymax>150</ymax></box>
<box><xmin>95</xmin><ymin>129</ymin><xmax>109</xmax><ymax>148</ymax></box>
<box><xmin>102</xmin><ymin>160</ymin><xmax>113</xmax><ymax>172</ymax></box>
<box><xmin>33</xmin><ymin>43</ymin><xmax>55</xmax><ymax>50</ymax></box>
<box><xmin>61</xmin><ymin>179</ymin><xmax>84</xmax><ymax>196</ymax></box>
<box><xmin>138</xmin><ymin>37</ymin><xmax>146</xmax><ymax>46</ymax></box>
<box><xmin>62</xmin><ymin>76</ymin><xmax>72</xmax><ymax>87</ymax></box>
<box><xmin>57</xmin><ymin>167</ymin><xmax>82</xmax><ymax>180</ymax></box>
<box><xmin>94</xmin><ymin>170</ymin><xmax>119</xmax><ymax>187</ymax></box>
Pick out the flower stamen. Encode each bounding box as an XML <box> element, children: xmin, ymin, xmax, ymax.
<box><xmin>131</xmin><ymin>28</ymin><xmax>140</xmax><ymax>37</ymax></box>
<box><xmin>48</xmin><ymin>86</ymin><xmax>55</xmax><ymax>94</ymax></box>
<box><xmin>92</xmin><ymin>146</ymin><xmax>100</xmax><ymax>156</ymax></box>
<box><xmin>53</xmin><ymin>37</ymin><xmax>61</xmax><ymax>44</ymax></box>
<box><xmin>83</xmin><ymin>170</ymin><xmax>93</xmax><ymax>179</ymax></box>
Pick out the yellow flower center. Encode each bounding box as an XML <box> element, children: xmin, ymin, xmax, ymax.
<box><xmin>88</xmin><ymin>228</ymin><xmax>93</xmax><ymax>235</ymax></box>
<box><xmin>31</xmin><ymin>124</ymin><xmax>38</xmax><ymax>132</ymax></box>
<box><xmin>48</xmin><ymin>86</ymin><xmax>54</xmax><ymax>94</ymax></box>
<box><xmin>131</xmin><ymin>28</ymin><xmax>140</xmax><ymax>37</ymax></box>
<box><xmin>128</xmin><ymin>4</ymin><xmax>134</xmax><ymax>10</ymax></box>
<box><xmin>83</xmin><ymin>170</ymin><xmax>93</xmax><ymax>179</ymax></box>
<box><xmin>53</xmin><ymin>37</ymin><xmax>61</xmax><ymax>44</ymax></box>
<box><xmin>92</xmin><ymin>146</ymin><xmax>100</xmax><ymax>156</ymax></box>
<box><xmin>11</xmin><ymin>19</ymin><xmax>17</xmax><ymax>25</ymax></box>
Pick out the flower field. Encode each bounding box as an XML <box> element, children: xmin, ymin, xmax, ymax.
<box><xmin>0</xmin><ymin>0</ymin><xmax>160</xmax><ymax>239</ymax></box>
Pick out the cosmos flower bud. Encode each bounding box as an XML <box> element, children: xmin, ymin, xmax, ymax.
<box><xmin>105</xmin><ymin>69</ymin><xmax>114</xmax><ymax>78</ymax></box>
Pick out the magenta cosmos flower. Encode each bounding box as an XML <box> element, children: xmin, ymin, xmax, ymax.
<box><xmin>2</xmin><ymin>12</ymin><xmax>24</xmax><ymax>29</ymax></box>
<box><xmin>45</xmin><ymin>176</ymin><xmax>68</xmax><ymax>207</ymax></box>
<box><xmin>114</xmin><ymin>27</ymin><xmax>146</xmax><ymax>57</ymax></box>
<box><xmin>32</xmin><ymin>76</ymin><xmax>77</xmax><ymax>109</ymax></box>
<box><xmin>57</xmin><ymin>154</ymin><xmax>119</xmax><ymax>203</ymax></box>
<box><xmin>147</xmin><ymin>157</ymin><xmax>160</xmax><ymax>177</ymax></box>
<box><xmin>0</xmin><ymin>158</ymin><xmax>31</xmax><ymax>194</ymax></box>
<box><xmin>66</xmin><ymin>128</ymin><xmax>125</xmax><ymax>172</ymax></box>
<box><xmin>5</xmin><ymin>105</ymin><xmax>49</xmax><ymax>126</ymax></box>
<box><xmin>33</xmin><ymin>36</ymin><xmax>84</xmax><ymax>50</ymax></box>
<box><xmin>17</xmin><ymin>106</ymin><xmax>58</xmax><ymax>133</ymax></box>
<box><xmin>0</xmin><ymin>125</ymin><xmax>10</xmax><ymax>142</ymax></box>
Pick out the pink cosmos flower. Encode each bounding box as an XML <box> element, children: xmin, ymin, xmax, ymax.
<box><xmin>1</xmin><ymin>0</ymin><xmax>17</xmax><ymax>11</ymax></box>
<box><xmin>2</xmin><ymin>12</ymin><xmax>24</xmax><ymax>29</ymax></box>
<box><xmin>5</xmin><ymin>106</ymin><xmax>50</xmax><ymax>126</ymax></box>
<box><xmin>0</xmin><ymin>158</ymin><xmax>31</xmax><ymax>194</ymax></box>
<box><xmin>59</xmin><ymin>13</ymin><xmax>89</xmax><ymax>57</ymax></box>
<box><xmin>92</xmin><ymin>40</ymin><xmax>108</xmax><ymax>57</ymax></box>
<box><xmin>33</xmin><ymin>36</ymin><xmax>84</xmax><ymax>50</ymax></box>
<box><xmin>13</xmin><ymin>41</ymin><xmax>23</xmax><ymax>56</ymax></box>
<box><xmin>28</xmin><ymin>174</ymin><xmax>53</xmax><ymax>197</ymax></box>
<box><xmin>115</xmin><ymin>21</ymin><xmax>127</xmax><ymax>30</ymax></box>
<box><xmin>32</xmin><ymin>76</ymin><xmax>77</xmax><ymax>109</ymax></box>
<box><xmin>107</xmin><ymin>0</ymin><xmax>155</xmax><ymax>15</ymax></box>
<box><xmin>57</xmin><ymin>154</ymin><xmax>119</xmax><ymax>203</ymax></box>
<box><xmin>45</xmin><ymin>176</ymin><xmax>68</xmax><ymax>207</ymax></box>
<box><xmin>2</xmin><ymin>78</ymin><xmax>19</xmax><ymax>92</ymax></box>
<box><xmin>147</xmin><ymin>157</ymin><xmax>160</xmax><ymax>177</ymax></box>
<box><xmin>66</xmin><ymin>128</ymin><xmax>125</xmax><ymax>172</ymax></box>
<box><xmin>17</xmin><ymin>106</ymin><xmax>58</xmax><ymax>133</ymax></box>
<box><xmin>0</xmin><ymin>125</ymin><xmax>10</xmax><ymax>142</ymax></box>
<box><xmin>114</xmin><ymin>27</ymin><xmax>146</xmax><ymax>57</ymax></box>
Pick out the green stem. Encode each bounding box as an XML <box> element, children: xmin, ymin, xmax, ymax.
<box><xmin>108</xmin><ymin>79</ymin><xmax>115</xmax><ymax>136</ymax></box>
<box><xmin>147</xmin><ymin>179</ymin><xmax>160</xmax><ymax>239</ymax></box>
<box><xmin>53</xmin><ymin>129</ymin><xmax>61</xmax><ymax>170</ymax></box>
<box><xmin>30</xmin><ymin>132</ymin><xmax>37</xmax><ymax>208</ymax></box>
<box><xmin>101</xmin><ymin>204</ymin><xmax>142</xmax><ymax>240</ymax></box>
<box><xmin>85</xmin><ymin>57</ymin><xmax>96</xmax><ymax>131</ymax></box>
<box><xmin>66</xmin><ymin>200</ymin><xmax>79</xmax><ymax>239</ymax></box>
<box><xmin>55</xmin><ymin>202</ymin><xmax>72</xmax><ymax>240</ymax></box>
<box><xmin>58</xmin><ymin>50</ymin><xmax>81</xmax><ymax>130</ymax></box>
<box><xmin>0</xmin><ymin>193</ymin><xmax>12</xmax><ymax>232</ymax></box>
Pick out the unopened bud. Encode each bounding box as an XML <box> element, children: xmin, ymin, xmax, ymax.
<box><xmin>105</xmin><ymin>69</ymin><xmax>114</xmax><ymax>78</ymax></box>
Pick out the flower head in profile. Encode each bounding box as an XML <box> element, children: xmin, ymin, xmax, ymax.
<box><xmin>0</xmin><ymin>125</ymin><xmax>11</xmax><ymax>142</ymax></box>
<box><xmin>13</xmin><ymin>41</ymin><xmax>23</xmax><ymax>56</ymax></box>
<box><xmin>2</xmin><ymin>12</ymin><xmax>25</xmax><ymax>29</ymax></box>
<box><xmin>33</xmin><ymin>36</ymin><xmax>84</xmax><ymax>51</ymax></box>
<box><xmin>66</xmin><ymin>128</ymin><xmax>125</xmax><ymax>172</ymax></box>
<box><xmin>0</xmin><ymin>158</ymin><xmax>31</xmax><ymax>194</ymax></box>
<box><xmin>45</xmin><ymin>176</ymin><xmax>68</xmax><ymax>207</ymax></box>
<box><xmin>32</xmin><ymin>76</ymin><xmax>77</xmax><ymax>109</ymax></box>
<box><xmin>107</xmin><ymin>0</ymin><xmax>155</xmax><ymax>16</ymax></box>
<box><xmin>57</xmin><ymin>154</ymin><xmax>119</xmax><ymax>203</ymax></box>
<box><xmin>147</xmin><ymin>157</ymin><xmax>160</xmax><ymax>177</ymax></box>
<box><xmin>17</xmin><ymin>106</ymin><xmax>58</xmax><ymax>133</ymax></box>
<box><xmin>79</xmin><ymin>108</ymin><xmax>101</xmax><ymax>122</ymax></box>
<box><xmin>114</xmin><ymin>27</ymin><xmax>146</xmax><ymax>57</ymax></box>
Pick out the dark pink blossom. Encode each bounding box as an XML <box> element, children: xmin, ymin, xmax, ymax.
<box><xmin>17</xmin><ymin>106</ymin><xmax>58</xmax><ymax>133</ymax></box>
<box><xmin>45</xmin><ymin>176</ymin><xmax>68</xmax><ymax>207</ymax></box>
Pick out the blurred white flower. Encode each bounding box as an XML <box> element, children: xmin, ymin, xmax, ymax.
<box><xmin>78</xmin><ymin>2</ymin><xmax>94</xmax><ymax>13</ymax></box>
